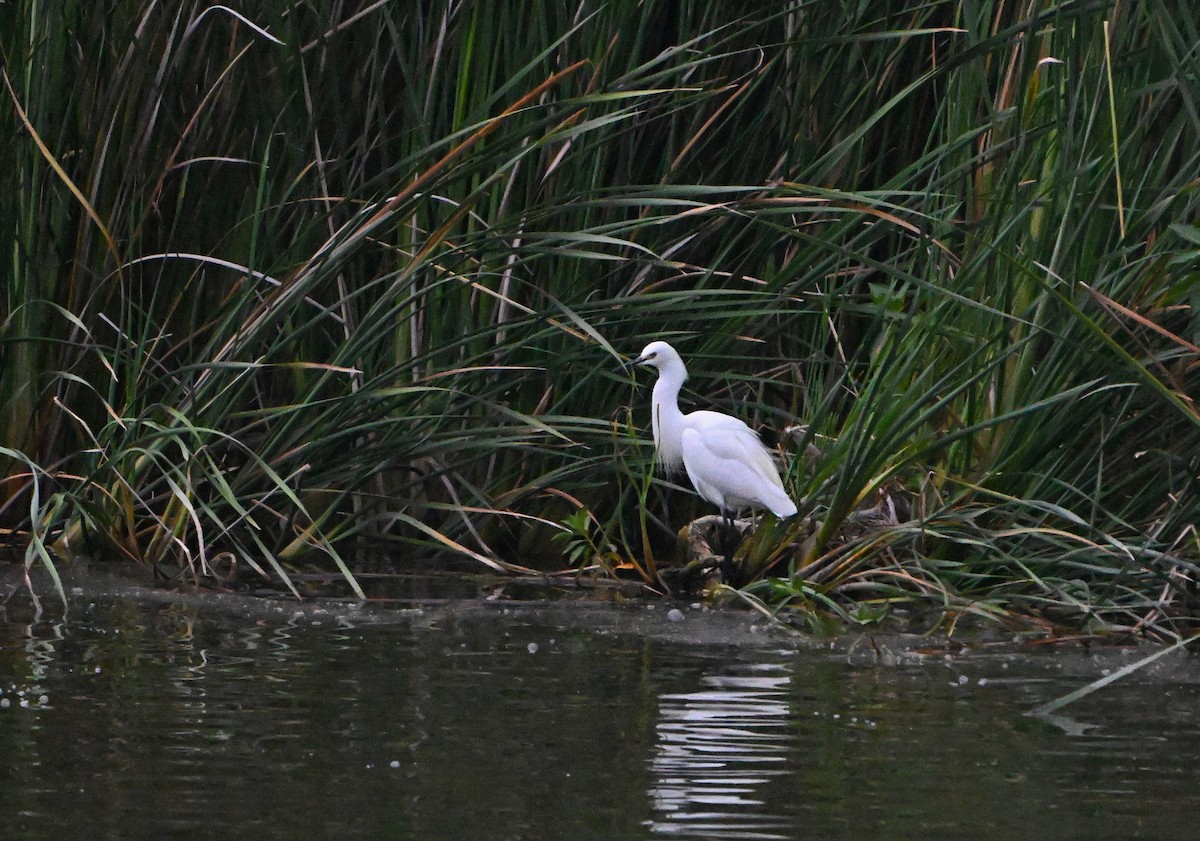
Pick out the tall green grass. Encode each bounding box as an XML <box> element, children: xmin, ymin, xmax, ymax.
<box><xmin>2</xmin><ymin>1</ymin><xmax>1198</xmax><ymax>633</ymax></box>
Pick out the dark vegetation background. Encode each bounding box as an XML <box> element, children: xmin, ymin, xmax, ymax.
<box><xmin>2</xmin><ymin>1</ymin><xmax>1198</xmax><ymax>633</ymax></box>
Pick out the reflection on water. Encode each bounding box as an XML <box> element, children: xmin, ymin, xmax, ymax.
<box><xmin>649</xmin><ymin>666</ymin><xmax>794</xmax><ymax>839</ymax></box>
<box><xmin>2</xmin><ymin>591</ymin><xmax>1200</xmax><ymax>841</ymax></box>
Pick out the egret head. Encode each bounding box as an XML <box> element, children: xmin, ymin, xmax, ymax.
<box><xmin>630</xmin><ymin>340</ymin><xmax>682</xmax><ymax>372</ymax></box>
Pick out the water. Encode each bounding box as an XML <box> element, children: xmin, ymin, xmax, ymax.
<box><xmin>2</xmin><ymin>581</ymin><xmax>1198</xmax><ymax>840</ymax></box>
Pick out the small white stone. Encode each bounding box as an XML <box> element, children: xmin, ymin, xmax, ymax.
<box><xmin>667</xmin><ymin>608</ymin><xmax>684</xmax><ymax>623</ymax></box>
<box><xmin>527</xmin><ymin>642</ymin><xmax>539</xmax><ymax>654</ymax></box>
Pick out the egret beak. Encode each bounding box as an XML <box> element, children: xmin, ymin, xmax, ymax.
<box><xmin>622</xmin><ymin>353</ymin><xmax>648</xmax><ymax>370</ymax></box>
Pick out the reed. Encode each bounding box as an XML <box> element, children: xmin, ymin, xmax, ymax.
<box><xmin>2</xmin><ymin>1</ymin><xmax>1197</xmax><ymax>634</ymax></box>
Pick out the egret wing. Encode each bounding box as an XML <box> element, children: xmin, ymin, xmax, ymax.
<box><xmin>680</xmin><ymin>416</ymin><xmax>796</xmax><ymax>517</ymax></box>
<box><xmin>685</xmin><ymin>413</ymin><xmax>785</xmax><ymax>490</ymax></box>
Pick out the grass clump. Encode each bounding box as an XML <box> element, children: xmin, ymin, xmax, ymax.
<box><xmin>2</xmin><ymin>1</ymin><xmax>1198</xmax><ymax>637</ymax></box>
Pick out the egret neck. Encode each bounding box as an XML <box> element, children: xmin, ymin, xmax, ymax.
<box><xmin>649</xmin><ymin>351</ymin><xmax>688</xmax><ymax>473</ymax></box>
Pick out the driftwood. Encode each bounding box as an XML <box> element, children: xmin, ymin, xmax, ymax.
<box><xmin>661</xmin><ymin>513</ymin><xmax>817</xmax><ymax>593</ymax></box>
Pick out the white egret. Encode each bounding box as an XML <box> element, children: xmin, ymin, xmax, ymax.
<box><xmin>628</xmin><ymin>340</ymin><xmax>796</xmax><ymax>571</ymax></box>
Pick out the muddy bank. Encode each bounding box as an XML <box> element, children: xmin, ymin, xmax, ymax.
<box><xmin>4</xmin><ymin>557</ymin><xmax>1198</xmax><ymax>692</ymax></box>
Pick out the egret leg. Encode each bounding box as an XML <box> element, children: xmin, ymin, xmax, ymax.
<box><xmin>719</xmin><ymin>507</ymin><xmax>739</xmax><ymax>583</ymax></box>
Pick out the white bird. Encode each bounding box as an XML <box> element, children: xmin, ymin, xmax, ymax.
<box><xmin>629</xmin><ymin>341</ymin><xmax>796</xmax><ymax>568</ymax></box>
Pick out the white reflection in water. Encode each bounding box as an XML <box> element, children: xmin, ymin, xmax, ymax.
<box><xmin>647</xmin><ymin>664</ymin><xmax>796</xmax><ymax>839</ymax></box>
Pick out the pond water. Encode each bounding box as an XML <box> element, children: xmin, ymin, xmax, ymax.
<box><xmin>2</xmin><ymin>570</ymin><xmax>1198</xmax><ymax>840</ymax></box>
